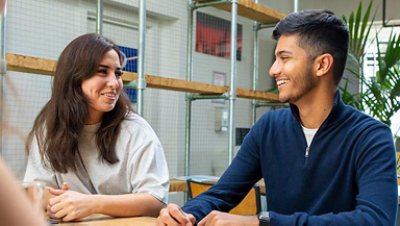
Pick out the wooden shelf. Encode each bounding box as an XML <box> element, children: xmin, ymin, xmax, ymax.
<box><xmin>6</xmin><ymin>53</ymin><xmax>56</xmax><ymax>76</ymax></box>
<box><xmin>193</xmin><ymin>0</ymin><xmax>286</xmax><ymax>24</ymax></box>
<box><xmin>6</xmin><ymin>53</ymin><xmax>279</xmax><ymax>101</ymax></box>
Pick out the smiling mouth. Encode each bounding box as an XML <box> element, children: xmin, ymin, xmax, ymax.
<box><xmin>100</xmin><ymin>92</ymin><xmax>117</xmax><ymax>98</ymax></box>
<box><xmin>276</xmin><ymin>79</ymin><xmax>288</xmax><ymax>87</ymax></box>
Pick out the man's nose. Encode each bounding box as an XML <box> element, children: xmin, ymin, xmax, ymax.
<box><xmin>269</xmin><ymin>60</ymin><xmax>280</xmax><ymax>78</ymax></box>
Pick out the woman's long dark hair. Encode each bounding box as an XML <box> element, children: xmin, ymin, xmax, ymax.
<box><xmin>25</xmin><ymin>33</ymin><xmax>133</xmax><ymax>173</ymax></box>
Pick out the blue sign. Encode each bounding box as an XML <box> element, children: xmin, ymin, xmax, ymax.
<box><xmin>118</xmin><ymin>45</ymin><xmax>137</xmax><ymax>103</ymax></box>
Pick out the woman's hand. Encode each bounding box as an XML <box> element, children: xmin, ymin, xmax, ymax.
<box><xmin>44</xmin><ymin>182</ymin><xmax>69</xmax><ymax>211</ymax></box>
<box><xmin>47</xmin><ymin>187</ymin><xmax>96</xmax><ymax>222</ymax></box>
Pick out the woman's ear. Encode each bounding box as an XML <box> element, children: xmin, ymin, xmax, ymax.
<box><xmin>314</xmin><ymin>53</ymin><xmax>334</xmax><ymax>77</ymax></box>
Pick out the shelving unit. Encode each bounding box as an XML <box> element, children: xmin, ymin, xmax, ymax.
<box><xmin>186</xmin><ymin>0</ymin><xmax>285</xmax><ymax>175</ymax></box>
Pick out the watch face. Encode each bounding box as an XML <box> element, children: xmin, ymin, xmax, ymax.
<box><xmin>259</xmin><ymin>211</ymin><xmax>270</xmax><ymax>226</ymax></box>
<box><xmin>259</xmin><ymin>211</ymin><xmax>270</xmax><ymax>220</ymax></box>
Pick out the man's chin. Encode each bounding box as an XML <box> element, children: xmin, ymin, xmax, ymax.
<box><xmin>278</xmin><ymin>95</ymin><xmax>289</xmax><ymax>103</ymax></box>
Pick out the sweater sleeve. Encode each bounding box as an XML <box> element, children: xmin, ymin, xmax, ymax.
<box><xmin>182</xmin><ymin>120</ymin><xmax>264</xmax><ymax>222</ymax></box>
<box><xmin>269</xmin><ymin>125</ymin><xmax>398</xmax><ymax>226</ymax></box>
<box><xmin>127</xmin><ymin>117</ymin><xmax>170</xmax><ymax>204</ymax></box>
<box><xmin>24</xmin><ymin>136</ymin><xmax>59</xmax><ymax>188</ymax></box>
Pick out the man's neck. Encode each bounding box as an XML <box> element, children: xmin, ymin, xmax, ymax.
<box><xmin>295</xmin><ymin>89</ymin><xmax>336</xmax><ymax>129</ymax></box>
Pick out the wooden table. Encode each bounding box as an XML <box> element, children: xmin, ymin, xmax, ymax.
<box><xmin>169</xmin><ymin>178</ymin><xmax>266</xmax><ymax>195</ymax></box>
<box><xmin>56</xmin><ymin>216</ymin><xmax>156</xmax><ymax>226</ymax></box>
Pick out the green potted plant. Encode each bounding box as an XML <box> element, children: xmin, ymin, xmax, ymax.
<box><xmin>341</xmin><ymin>0</ymin><xmax>400</xmax><ymax>172</ymax></box>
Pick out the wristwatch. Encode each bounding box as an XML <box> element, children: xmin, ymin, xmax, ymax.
<box><xmin>258</xmin><ymin>211</ymin><xmax>270</xmax><ymax>226</ymax></box>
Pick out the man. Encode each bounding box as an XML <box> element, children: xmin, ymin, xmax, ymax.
<box><xmin>157</xmin><ymin>9</ymin><xmax>398</xmax><ymax>225</ymax></box>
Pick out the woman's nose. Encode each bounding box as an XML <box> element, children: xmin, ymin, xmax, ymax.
<box><xmin>107</xmin><ymin>73</ymin><xmax>120</xmax><ymax>88</ymax></box>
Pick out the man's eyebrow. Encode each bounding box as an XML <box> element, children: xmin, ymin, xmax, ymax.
<box><xmin>275</xmin><ymin>50</ymin><xmax>293</xmax><ymax>56</ymax></box>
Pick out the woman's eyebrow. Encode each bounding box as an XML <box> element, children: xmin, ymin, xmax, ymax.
<box><xmin>98</xmin><ymin>65</ymin><xmax>122</xmax><ymax>70</ymax></box>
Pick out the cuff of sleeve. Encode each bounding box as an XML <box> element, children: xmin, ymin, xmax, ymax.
<box><xmin>181</xmin><ymin>205</ymin><xmax>202</xmax><ymax>224</ymax></box>
<box><xmin>269</xmin><ymin>211</ymin><xmax>307</xmax><ymax>226</ymax></box>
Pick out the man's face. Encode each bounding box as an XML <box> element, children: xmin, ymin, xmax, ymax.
<box><xmin>269</xmin><ymin>35</ymin><xmax>317</xmax><ymax>104</ymax></box>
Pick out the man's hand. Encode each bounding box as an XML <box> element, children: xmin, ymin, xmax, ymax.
<box><xmin>198</xmin><ymin>211</ymin><xmax>259</xmax><ymax>226</ymax></box>
<box><xmin>157</xmin><ymin>203</ymin><xmax>196</xmax><ymax>226</ymax></box>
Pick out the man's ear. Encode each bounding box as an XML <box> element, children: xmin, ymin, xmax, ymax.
<box><xmin>314</xmin><ymin>53</ymin><xmax>334</xmax><ymax>77</ymax></box>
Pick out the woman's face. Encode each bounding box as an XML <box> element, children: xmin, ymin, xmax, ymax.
<box><xmin>81</xmin><ymin>49</ymin><xmax>123</xmax><ymax>124</ymax></box>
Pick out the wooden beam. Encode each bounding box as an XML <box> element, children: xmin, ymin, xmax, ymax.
<box><xmin>123</xmin><ymin>72</ymin><xmax>278</xmax><ymax>101</ymax></box>
<box><xmin>5</xmin><ymin>53</ymin><xmax>279</xmax><ymax>101</ymax></box>
<box><xmin>237</xmin><ymin>87</ymin><xmax>278</xmax><ymax>100</ymax></box>
<box><xmin>123</xmin><ymin>72</ymin><xmax>227</xmax><ymax>94</ymax></box>
<box><xmin>6</xmin><ymin>53</ymin><xmax>56</xmax><ymax>76</ymax></box>
<box><xmin>193</xmin><ymin>0</ymin><xmax>286</xmax><ymax>24</ymax></box>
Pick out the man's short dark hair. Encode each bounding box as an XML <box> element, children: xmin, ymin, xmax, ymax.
<box><xmin>272</xmin><ymin>9</ymin><xmax>349</xmax><ymax>85</ymax></box>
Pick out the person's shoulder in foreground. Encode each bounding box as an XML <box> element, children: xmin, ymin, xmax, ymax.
<box><xmin>0</xmin><ymin>159</ymin><xmax>48</xmax><ymax>226</ymax></box>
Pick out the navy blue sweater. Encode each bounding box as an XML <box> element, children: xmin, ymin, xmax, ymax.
<box><xmin>182</xmin><ymin>92</ymin><xmax>398</xmax><ymax>225</ymax></box>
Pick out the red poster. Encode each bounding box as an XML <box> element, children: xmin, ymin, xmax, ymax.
<box><xmin>196</xmin><ymin>12</ymin><xmax>242</xmax><ymax>61</ymax></box>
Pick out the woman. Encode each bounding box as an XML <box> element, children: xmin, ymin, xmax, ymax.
<box><xmin>24</xmin><ymin>33</ymin><xmax>169</xmax><ymax>222</ymax></box>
